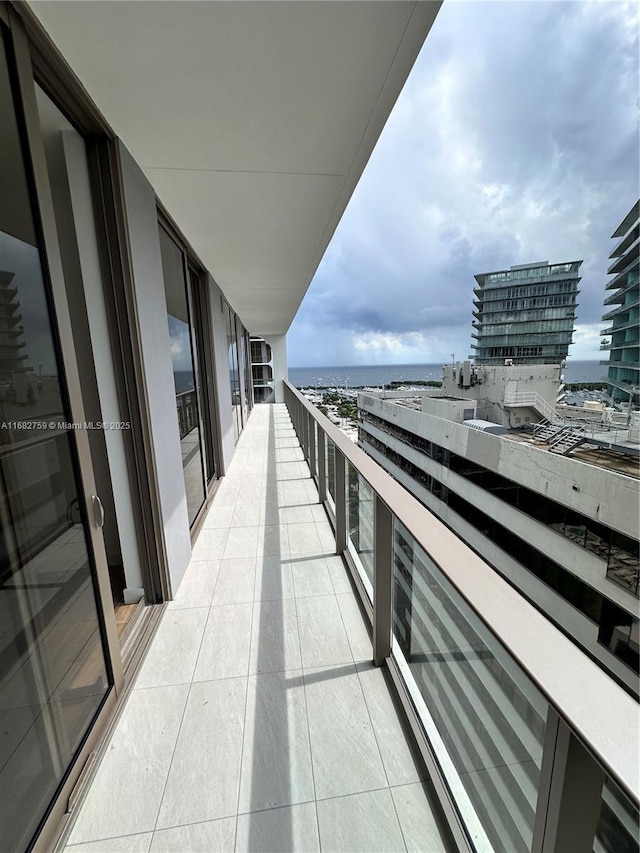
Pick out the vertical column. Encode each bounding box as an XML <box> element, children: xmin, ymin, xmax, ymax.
<box><xmin>334</xmin><ymin>448</ymin><xmax>347</xmax><ymax>553</ymax></box>
<box><xmin>263</xmin><ymin>334</ymin><xmax>287</xmax><ymax>403</ymax></box>
<box><xmin>308</xmin><ymin>412</ymin><xmax>317</xmax><ymax>479</ymax></box>
<box><xmin>317</xmin><ymin>428</ymin><xmax>326</xmax><ymax>503</ymax></box>
<box><xmin>373</xmin><ymin>495</ymin><xmax>393</xmax><ymax>666</ymax></box>
<box><xmin>532</xmin><ymin>708</ymin><xmax>605</xmax><ymax>853</ymax></box>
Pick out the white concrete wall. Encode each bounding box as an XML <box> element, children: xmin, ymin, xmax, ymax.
<box><xmin>264</xmin><ymin>334</ymin><xmax>288</xmax><ymax>402</ymax></box>
<box><xmin>422</xmin><ymin>396</ymin><xmax>477</xmax><ymax>423</ymax></box>
<box><xmin>360</xmin><ymin>394</ymin><xmax>639</xmax><ymax>539</ymax></box>
<box><xmin>118</xmin><ymin>141</ymin><xmax>191</xmax><ymax>595</ymax></box>
<box><xmin>441</xmin><ymin>363</ymin><xmax>561</xmax><ymax>427</ymax></box>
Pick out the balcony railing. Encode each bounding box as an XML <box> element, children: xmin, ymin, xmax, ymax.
<box><xmin>283</xmin><ymin>380</ymin><xmax>639</xmax><ymax>853</ymax></box>
<box><xmin>176</xmin><ymin>389</ymin><xmax>198</xmax><ymax>439</ymax></box>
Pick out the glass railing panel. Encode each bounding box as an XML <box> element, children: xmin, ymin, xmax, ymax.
<box><xmin>392</xmin><ymin>519</ymin><xmax>548</xmax><ymax>853</ymax></box>
<box><xmin>595</xmin><ymin>777</ymin><xmax>639</xmax><ymax>853</ymax></box>
<box><xmin>311</xmin><ymin>421</ymin><xmax>318</xmax><ymax>477</ymax></box>
<box><xmin>347</xmin><ymin>462</ymin><xmax>374</xmax><ymax>591</ymax></box>
<box><xmin>326</xmin><ymin>437</ymin><xmax>335</xmax><ymax>503</ymax></box>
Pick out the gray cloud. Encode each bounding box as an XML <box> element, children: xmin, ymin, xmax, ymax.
<box><xmin>289</xmin><ymin>1</ymin><xmax>639</xmax><ymax>366</ymax></box>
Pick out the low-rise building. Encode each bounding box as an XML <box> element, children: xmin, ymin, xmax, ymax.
<box><xmin>358</xmin><ymin>386</ymin><xmax>640</xmax><ymax>696</ymax></box>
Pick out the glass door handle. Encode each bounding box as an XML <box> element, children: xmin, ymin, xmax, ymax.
<box><xmin>92</xmin><ymin>495</ymin><xmax>105</xmax><ymax>529</ymax></box>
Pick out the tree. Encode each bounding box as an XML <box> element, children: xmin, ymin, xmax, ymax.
<box><xmin>337</xmin><ymin>401</ymin><xmax>357</xmax><ymax>420</ymax></box>
<box><xmin>322</xmin><ymin>391</ymin><xmax>341</xmax><ymax>405</ymax></box>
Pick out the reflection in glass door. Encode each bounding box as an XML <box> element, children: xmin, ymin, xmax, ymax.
<box><xmin>0</xmin><ymin>30</ymin><xmax>110</xmax><ymax>851</ymax></box>
<box><xmin>224</xmin><ymin>301</ymin><xmax>242</xmax><ymax>442</ymax></box>
<box><xmin>159</xmin><ymin>227</ymin><xmax>215</xmax><ymax>525</ymax></box>
<box><xmin>188</xmin><ymin>268</ymin><xmax>217</xmax><ymax>487</ymax></box>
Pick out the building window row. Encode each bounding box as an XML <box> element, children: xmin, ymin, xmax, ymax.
<box><xmin>476</xmin><ymin>320</ymin><xmax>576</xmax><ymax>337</ymax></box>
<box><xmin>483</xmin><ymin>263</ymin><xmax>578</xmax><ymax>285</ymax></box>
<box><xmin>477</xmin><ymin>293</ymin><xmax>577</xmax><ymax>310</ymax></box>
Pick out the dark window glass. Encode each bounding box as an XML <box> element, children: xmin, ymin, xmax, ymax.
<box><xmin>0</xmin><ymin>33</ymin><xmax>109</xmax><ymax>850</ymax></box>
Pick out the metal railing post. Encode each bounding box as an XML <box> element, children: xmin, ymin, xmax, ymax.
<box><xmin>532</xmin><ymin>708</ymin><xmax>605</xmax><ymax>853</ymax></box>
<box><xmin>334</xmin><ymin>447</ymin><xmax>347</xmax><ymax>553</ymax></box>
<box><xmin>301</xmin><ymin>404</ymin><xmax>309</xmax><ymax>459</ymax></box>
<box><xmin>373</xmin><ymin>495</ymin><xmax>393</xmax><ymax>666</ymax></box>
<box><xmin>297</xmin><ymin>398</ymin><xmax>302</xmax><ymax>440</ymax></box>
<box><xmin>317</xmin><ymin>427</ymin><xmax>326</xmax><ymax>503</ymax></box>
<box><xmin>308</xmin><ymin>412</ymin><xmax>317</xmax><ymax>479</ymax></box>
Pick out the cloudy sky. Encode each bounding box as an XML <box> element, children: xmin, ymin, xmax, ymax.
<box><xmin>287</xmin><ymin>0</ymin><xmax>639</xmax><ymax>367</ymax></box>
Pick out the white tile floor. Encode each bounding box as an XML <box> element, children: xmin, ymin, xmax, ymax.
<box><xmin>63</xmin><ymin>405</ymin><xmax>447</xmax><ymax>853</ymax></box>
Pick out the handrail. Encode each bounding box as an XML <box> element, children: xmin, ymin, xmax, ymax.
<box><xmin>284</xmin><ymin>379</ymin><xmax>640</xmax><ymax>806</ymax></box>
<box><xmin>503</xmin><ymin>390</ymin><xmax>558</xmax><ymax>423</ymax></box>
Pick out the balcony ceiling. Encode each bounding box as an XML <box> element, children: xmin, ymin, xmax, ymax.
<box><xmin>29</xmin><ymin>1</ymin><xmax>440</xmax><ymax>335</ymax></box>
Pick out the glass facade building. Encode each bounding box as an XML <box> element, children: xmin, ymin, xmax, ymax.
<box><xmin>471</xmin><ymin>261</ymin><xmax>582</xmax><ymax>365</ymax></box>
<box><xmin>601</xmin><ymin>201</ymin><xmax>640</xmax><ymax>406</ymax></box>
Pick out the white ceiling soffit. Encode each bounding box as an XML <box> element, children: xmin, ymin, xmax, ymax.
<box><xmin>29</xmin><ymin>1</ymin><xmax>441</xmax><ymax>335</ymax></box>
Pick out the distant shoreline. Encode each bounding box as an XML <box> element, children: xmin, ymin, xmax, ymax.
<box><xmin>288</xmin><ymin>361</ymin><xmax>604</xmax><ymax>388</ymax></box>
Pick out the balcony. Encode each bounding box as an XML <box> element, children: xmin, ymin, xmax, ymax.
<box><xmin>60</xmin><ymin>404</ymin><xmax>446</xmax><ymax>852</ymax></box>
<box><xmin>603</xmin><ymin>298</ymin><xmax>640</xmax><ymax>322</ymax></box>
<box><xmin>607</xmin><ymin>237</ymin><xmax>640</xmax><ymax>275</ymax></box>
<box><xmin>59</xmin><ymin>394</ymin><xmax>639</xmax><ymax>853</ymax></box>
<box><xmin>609</xmin><ymin>223</ymin><xmax>640</xmax><ymax>260</ymax></box>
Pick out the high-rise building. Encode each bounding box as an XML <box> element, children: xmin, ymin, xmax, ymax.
<box><xmin>471</xmin><ymin>260</ymin><xmax>582</xmax><ymax>365</ymax></box>
<box><xmin>0</xmin><ymin>270</ymin><xmax>29</xmax><ymax>376</ymax></box>
<box><xmin>601</xmin><ymin>201</ymin><xmax>639</xmax><ymax>407</ymax></box>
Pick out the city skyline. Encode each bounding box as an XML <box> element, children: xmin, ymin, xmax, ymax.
<box><xmin>288</xmin><ymin>1</ymin><xmax>639</xmax><ymax>367</ymax></box>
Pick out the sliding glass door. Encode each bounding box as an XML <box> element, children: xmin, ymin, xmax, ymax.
<box><xmin>159</xmin><ymin>225</ymin><xmax>218</xmax><ymax>526</ymax></box>
<box><xmin>223</xmin><ymin>300</ymin><xmax>242</xmax><ymax>442</ymax></box>
<box><xmin>0</xmin><ymin>27</ymin><xmax>111</xmax><ymax>851</ymax></box>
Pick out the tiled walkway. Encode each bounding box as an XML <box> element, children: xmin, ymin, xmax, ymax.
<box><xmin>63</xmin><ymin>405</ymin><xmax>446</xmax><ymax>853</ymax></box>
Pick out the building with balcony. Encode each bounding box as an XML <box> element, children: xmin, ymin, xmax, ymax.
<box><xmin>601</xmin><ymin>201</ymin><xmax>640</xmax><ymax>407</ymax></box>
<box><xmin>0</xmin><ymin>3</ymin><xmax>637</xmax><ymax>853</ymax></box>
<box><xmin>250</xmin><ymin>336</ymin><xmax>275</xmax><ymax>404</ymax></box>
<box><xmin>0</xmin><ymin>271</ymin><xmax>30</xmax><ymax>378</ymax></box>
<box><xmin>471</xmin><ymin>261</ymin><xmax>582</xmax><ymax>365</ymax></box>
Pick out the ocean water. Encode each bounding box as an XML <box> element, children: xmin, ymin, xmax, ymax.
<box><xmin>288</xmin><ymin>360</ymin><xmax>604</xmax><ymax>388</ymax></box>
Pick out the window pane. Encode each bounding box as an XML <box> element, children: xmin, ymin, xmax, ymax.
<box><xmin>224</xmin><ymin>303</ymin><xmax>241</xmax><ymax>441</ymax></box>
<box><xmin>0</xmin><ymin>33</ymin><xmax>109</xmax><ymax>851</ymax></box>
<box><xmin>159</xmin><ymin>227</ymin><xmax>206</xmax><ymax>524</ymax></box>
